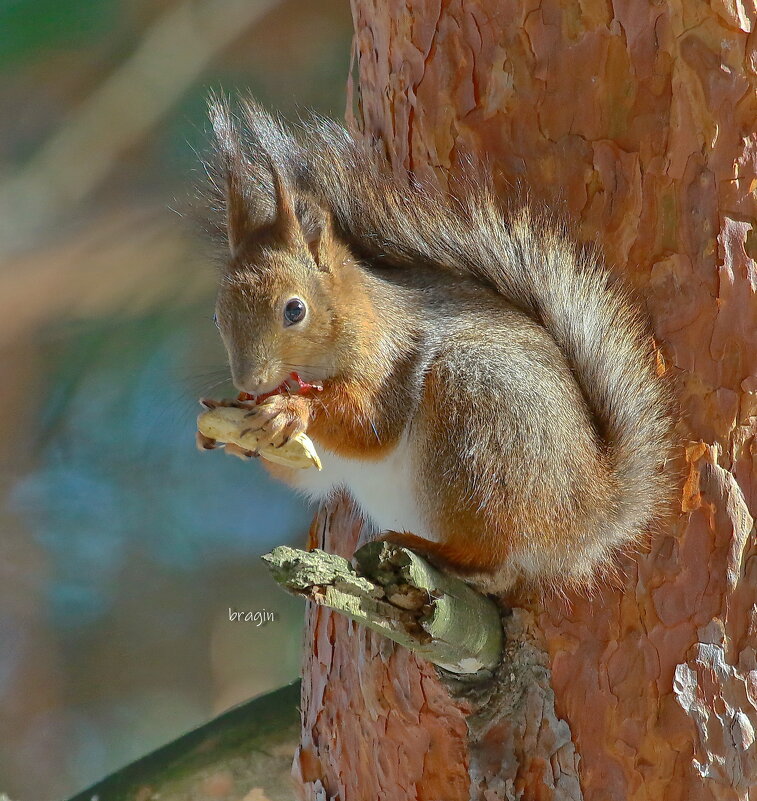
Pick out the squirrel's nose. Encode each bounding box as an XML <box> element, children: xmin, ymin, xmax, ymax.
<box><xmin>233</xmin><ymin>375</ymin><xmax>268</xmax><ymax>395</ymax></box>
<box><xmin>231</xmin><ymin>364</ymin><xmax>279</xmax><ymax>396</ymax></box>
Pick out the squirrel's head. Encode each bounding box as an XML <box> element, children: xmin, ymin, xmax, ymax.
<box><xmin>208</xmin><ymin>97</ymin><xmax>361</xmax><ymax>397</ymax></box>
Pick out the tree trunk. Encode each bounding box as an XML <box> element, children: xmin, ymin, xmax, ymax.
<box><xmin>295</xmin><ymin>2</ymin><xmax>757</xmax><ymax>799</ymax></box>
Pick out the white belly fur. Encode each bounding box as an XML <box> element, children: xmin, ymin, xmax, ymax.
<box><xmin>291</xmin><ymin>434</ymin><xmax>438</xmax><ymax>542</ymax></box>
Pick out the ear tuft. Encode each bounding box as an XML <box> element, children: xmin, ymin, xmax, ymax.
<box><xmin>207</xmin><ymin>94</ymin><xmax>326</xmax><ymax>263</ymax></box>
<box><xmin>209</xmin><ymin>93</ymin><xmax>311</xmax><ymax>259</ymax></box>
<box><xmin>208</xmin><ymin>93</ymin><xmax>266</xmax><ymax>257</ymax></box>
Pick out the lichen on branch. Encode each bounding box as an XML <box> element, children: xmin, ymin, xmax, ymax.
<box><xmin>261</xmin><ymin>541</ymin><xmax>504</xmax><ymax>675</ymax></box>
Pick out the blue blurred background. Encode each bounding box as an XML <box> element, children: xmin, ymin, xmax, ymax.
<box><xmin>0</xmin><ymin>2</ymin><xmax>352</xmax><ymax>798</ymax></box>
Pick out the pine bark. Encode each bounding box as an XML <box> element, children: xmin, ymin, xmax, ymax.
<box><xmin>295</xmin><ymin>2</ymin><xmax>757</xmax><ymax>799</ymax></box>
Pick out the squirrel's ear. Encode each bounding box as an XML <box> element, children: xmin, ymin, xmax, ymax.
<box><xmin>299</xmin><ymin>206</ymin><xmax>335</xmax><ymax>272</ymax></box>
<box><xmin>209</xmin><ymin>96</ymin><xmax>256</xmax><ymax>257</ymax></box>
<box><xmin>268</xmin><ymin>158</ymin><xmax>301</xmax><ymax>248</ymax></box>
<box><xmin>210</xmin><ymin>94</ymin><xmax>306</xmax><ymax>257</ymax></box>
<box><xmin>209</xmin><ymin>95</ymin><xmax>283</xmax><ymax>257</ymax></box>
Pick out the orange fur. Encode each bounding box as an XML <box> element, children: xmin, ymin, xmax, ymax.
<box><xmin>308</xmin><ymin>380</ymin><xmax>406</xmax><ymax>460</ymax></box>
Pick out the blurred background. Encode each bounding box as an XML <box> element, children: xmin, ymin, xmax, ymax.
<box><xmin>0</xmin><ymin>1</ymin><xmax>352</xmax><ymax>798</ymax></box>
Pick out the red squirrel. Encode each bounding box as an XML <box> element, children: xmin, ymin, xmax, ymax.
<box><xmin>202</xmin><ymin>96</ymin><xmax>674</xmax><ymax>594</ymax></box>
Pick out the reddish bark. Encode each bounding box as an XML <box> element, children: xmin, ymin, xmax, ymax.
<box><xmin>295</xmin><ymin>501</ymin><xmax>472</xmax><ymax>800</ymax></box>
<box><xmin>297</xmin><ymin>2</ymin><xmax>757</xmax><ymax>799</ymax></box>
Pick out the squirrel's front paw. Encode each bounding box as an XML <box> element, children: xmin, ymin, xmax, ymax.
<box><xmin>241</xmin><ymin>394</ymin><xmax>310</xmax><ymax>451</ymax></box>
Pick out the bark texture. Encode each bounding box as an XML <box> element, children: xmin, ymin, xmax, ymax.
<box><xmin>296</xmin><ymin>503</ymin><xmax>473</xmax><ymax>801</ymax></box>
<box><xmin>298</xmin><ymin>2</ymin><xmax>757</xmax><ymax>799</ymax></box>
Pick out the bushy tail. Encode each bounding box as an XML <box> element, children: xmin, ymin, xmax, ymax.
<box><xmin>232</xmin><ymin>99</ymin><xmax>675</xmax><ymax>548</ymax></box>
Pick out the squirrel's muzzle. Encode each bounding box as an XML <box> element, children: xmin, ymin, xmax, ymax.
<box><xmin>229</xmin><ymin>356</ymin><xmax>282</xmax><ymax>397</ymax></box>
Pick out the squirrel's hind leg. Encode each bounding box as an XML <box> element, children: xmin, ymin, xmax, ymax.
<box><xmin>373</xmin><ymin>531</ymin><xmax>523</xmax><ymax>597</ymax></box>
<box><xmin>373</xmin><ymin>531</ymin><xmax>498</xmax><ymax>579</ymax></box>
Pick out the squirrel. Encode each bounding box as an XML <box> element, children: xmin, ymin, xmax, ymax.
<box><xmin>202</xmin><ymin>95</ymin><xmax>674</xmax><ymax>595</ymax></box>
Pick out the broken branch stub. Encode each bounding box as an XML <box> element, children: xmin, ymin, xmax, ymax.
<box><xmin>261</xmin><ymin>541</ymin><xmax>503</xmax><ymax>675</ymax></box>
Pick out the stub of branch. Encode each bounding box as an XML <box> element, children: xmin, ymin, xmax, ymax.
<box><xmin>261</xmin><ymin>541</ymin><xmax>503</xmax><ymax>675</ymax></box>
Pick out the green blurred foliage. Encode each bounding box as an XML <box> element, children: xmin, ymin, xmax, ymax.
<box><xmin>0</xmin><ymin>0</ymin><xmax>118</xmax><ymax>69</ymax></box>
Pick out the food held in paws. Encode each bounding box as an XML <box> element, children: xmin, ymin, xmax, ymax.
<box><xmin>197</xmin><ymin>399</ymin><xmax>321</xmax><ymax>471</ymax></box>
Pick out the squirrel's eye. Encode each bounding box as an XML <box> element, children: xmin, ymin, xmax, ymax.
<box><xmin>284</xmin><ymin>298</ymin><xmax>307</xmax><ymax>326</ymax></box>
<box><xmin>212</xmin><ymin>313</ymin><xmax>220</xmax><ymax>330</ymax></box>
